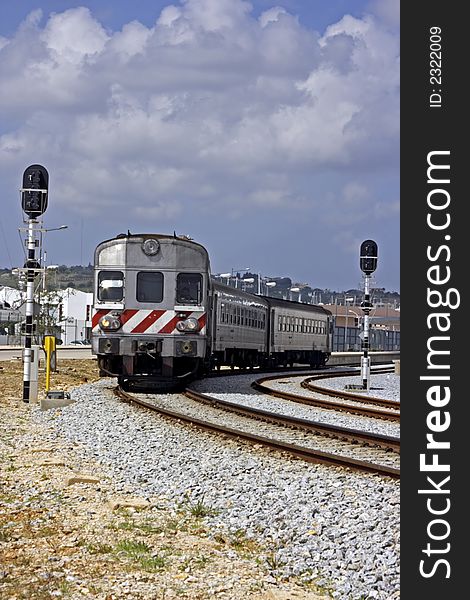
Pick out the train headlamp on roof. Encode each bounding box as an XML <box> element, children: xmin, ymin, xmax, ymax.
<box><xmin>142</xmin><ymin>238</ymin><xmax>160</xmax><ymax>256</ymax></box>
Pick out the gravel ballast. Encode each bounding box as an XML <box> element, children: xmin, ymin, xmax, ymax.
<box><xmin>33</xmin><ymin>374</ymin><xmax>400</xmax><ymax>600</ymax></box>
<box><xmin>192</xmin><ymin>373</ymin><xmax>400</xmax><ymax>437</ymax></box>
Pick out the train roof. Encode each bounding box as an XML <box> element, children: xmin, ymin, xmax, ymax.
<box><xmin>263</xmin><ymin>295</ymin><xmax>332</xmax><ymax>316</ymax></box>
<box><xmin>212</xmin><ymin>281</ymin><xmax>269</xmax><ymax>304</ymax></box>
<box><xmin>94</xmin><ymin>233</ymin><xmax>210</xmax><ymax>270</ymax></box>
<box><xmin>212</xmin><ymin>281</ymin><xmax>331</xmax><ymax>315</ymax></box>
<box><xmin>96</xmin><ymin>232</ymin><xmax>208</xmax><ymax>251</ymax></box>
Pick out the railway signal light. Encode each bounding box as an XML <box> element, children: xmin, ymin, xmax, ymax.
<box><xmin>20</xmin><ymin>164</ymin><xmax>50</xmax><ymax>402</ymax></box>
<box><xmin>21</xmin><ymin>164</ymin><xmax>49</xmax><ymax>218</ymax></box>
<box><xmin>360</xmin><ymin>239</ymin><xmax>378</xmax><ymax>275</ymax></box>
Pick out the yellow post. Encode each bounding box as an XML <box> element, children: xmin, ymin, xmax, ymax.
<box><xmin>43</xmin><ymin>336</ymin><xmax>56</xmax><ymax>394</ymax></box>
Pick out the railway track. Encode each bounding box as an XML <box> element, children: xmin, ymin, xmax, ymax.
<box><xmin>301</xmin><ymin>373</ymin><xmax>400</xmax><ymax>410</ymax></box>
<box><xmin>252</xmin><ymin>370</ymin><xmax>400</xmax><ymax>421</ymax></box>
<box><xmin>184</xmin><ymin>387</ymin><xmax>399</xmax><ymax>450</ymax></box>
<box><xmin>114</xmin><ymin>375</ymin><xmax>400</xmax><ymax>479</ymax></box>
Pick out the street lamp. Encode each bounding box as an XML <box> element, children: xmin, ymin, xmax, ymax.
<box><xmin>231</xmin><ymin>266</ymin><xmax>250</xmax><ymax>276</ymax></box>
<box><xmin>39</xmin><ymin>225</ymin><xmax>68</xmax><ymax>255</ymax></box>
<box><xmin>289</xmin><ymin>287</ymin><xmax>300</xmax><ymax>301</ymax></box>
<box><xmin>241</xmin><ymin>277</ymin><xmax>255</xmax><ymax>292</ymax></box>
<box><xmin>219</xmin><ymin>273</ymin><xmax>232</xmax><ymax>285</ymax></box>
<box><xmin>265</xmin><ymin>281</ymin><xmax>276</xmax><ymax>296</ymax></box>
<box><xmin>231</xmin><ymin>267</ymin><xmax>250</xmax><ymax>288</ymax></box>
<box><xmin>41</xmin><ymin>225</ymin><xmax>68</xmax><ymax>233</ymax></box>
<box><xmin>38</xmin><ymin>226</ymin><xmax>68</xmax><ymax>294</ymax></box>
<box><xmin>256</xmin><ymin>276</ymin><xmax>277</xmax><ymax>295</ymax></box>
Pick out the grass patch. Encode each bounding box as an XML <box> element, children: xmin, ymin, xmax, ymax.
<box><xmin>300</xmin><ymin>574</ymin><xmax>336</xmax><ymax>597</ymax></box>
<box><xmin>114</xmin><ymin>538</ymin><xmax>165</xmax><ymax>572</ymax></box>
<box><xmin>179</xmin><ymin>554</ymin><xmax>210</xmax><ymax>572</ymax></box>
<box><xmin>86</xmin><ymin>542</ymin><xmax>113</xmax><ymax>555</ymax></box>
<box><xmin>178</xmin><ymin>495</ymin><xmax>219</xmax><ymax>518</ymax></box>
<box><xmin>214</xmin><ymin>528</ymin><xmax>261</xmax><ymax>557</ymax></box>
<box><xmin>108</xmin><ymin>518</ymin><xmax>164</xmax><ymax>535</ymax></box>
<box><xmin>265</xmin><ymin>550</ymin><xmax>284</xmax><ymax>573</ymax></box>
<box><xmin>229</xmin><ymin>529</ymin><xmax>260</xmax><ymax>553</ymax></box>
<box><xmin>108</xmin><ymin>519</ymin><xmax>138</xmax><ymax>532</ymax></box>
<box><xmin>138</xmin><ymin>520</ymin><xmax>164</xmax><ymax>534</ymax></box>
<box><xmin>0</xmin><ymin>495</ymin><xmax>15</xmax><ymax>504</ymax></box>
<box><xmin>0</xmin><ymin>528</ymin><xmax>11</xmax><ymax>542</ymax></box>
<box><xmin>116</xmin><ymin>539</ymin><xmax>152</xmax><ymax>558</ymax></box>
<box><xmin>57</xmin><ymin>579</ymin><xmax>74</xmax><ymax>596</ymax></box>
<box><xmin>137</xmin><ymin>555</ymin><xmax>166</xmax><ymax>571</ymax></box>
<box><xmin>36</xmin><ymin>525</ymin><xmax>58</xmax><ymax>538</ymax></box>
<box><xmin>189</xmin><ymin>498</ymin><xmax>217</xmax><ymax>518</ymax></box>
<box><xmin>164</xmin><ymin>514</ymin><xmax>199</xmax><ymax>534</ymax></box>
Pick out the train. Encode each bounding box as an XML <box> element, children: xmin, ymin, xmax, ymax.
<box><xmin>91</xmin><ymin>233</ymin><xmax>332</xmax><ymax>390</ymax></box>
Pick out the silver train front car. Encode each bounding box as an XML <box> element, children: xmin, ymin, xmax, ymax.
<box><xmin>91</xmin><ymin>233</ymin><xmax>210</xmax><ymax>390</ymax></box>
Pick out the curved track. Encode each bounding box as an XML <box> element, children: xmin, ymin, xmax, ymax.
<box><xmin>184</xmin><ymin>387</ymin><xmax>399</xmax><ymax>450</ymax></box>
<box><xmin>301</xmin><ymin>373</ymin><xmax>400</xmax><ymax>410</ymax></box>
<box><xmin>252</xmin><ymin>370</ymin><xmax>400</xmax><ymax>421</ymax></box>
<box><xmin>114</xmin><ymin>379</ymin><xmax>400</xmax><ymax>479</ymax></box>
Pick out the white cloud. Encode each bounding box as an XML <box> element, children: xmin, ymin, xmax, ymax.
<box><xmin>108</xmin><ymin>20</ymin><xmax>152</xmax><ymax>58</ymax></box>
<box><xmin>181</xmin><ymin>0</ymin><xmax>253</xmax><ymax>33</ymax></box>
<box><xmin>41</xmin><ymin>7</ymin><xmax>109</xmax><ymax>63</ymax></box>
<box><xmin>367</xmin><ymin>0</ymin><xmax>400</xmax><ymax>29</ymax></box>
<box><xmin>259</xmin><ymin>7</ymin><xmax>288</xmax><ymax>28</ymax></box>
<box><xmin>0</xmin><ymin>1</ymin><xmax>399</xmax><ymax>288</ymax></box>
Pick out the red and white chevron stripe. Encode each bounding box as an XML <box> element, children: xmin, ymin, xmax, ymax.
<box><xmin>92</xmin><ymin>309</ymin><xmax>207</xmax><ymax>334</ymax></box>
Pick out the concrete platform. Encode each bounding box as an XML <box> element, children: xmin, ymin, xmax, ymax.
<box><xmin>40</xmin><ymin>393</ymin><xmax>74</xmax><ymax>411</ymax></box>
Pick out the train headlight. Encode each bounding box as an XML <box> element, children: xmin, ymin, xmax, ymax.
<box><xmin>176</xmin><ymin>317</ymin><xmax>200</xmax><ymax>332</ymax></box>
<box><xmin>99</xmin><ymin>313</ymin><xmax>122</xmax><ymax>331</ymax></box>
<box><xmin>142</xmin><ymin>238</ymin><xmax>160</xmax><ymax>256</ymax></box>
<box><xmin>184</xmin><ymin>317</ymin><xmax>199</xmax><ymax>331</ymax></box>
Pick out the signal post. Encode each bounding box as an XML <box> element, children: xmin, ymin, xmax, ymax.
<box><xmin>359</xmin><ymin>240</ymin><xmax>378</xmax><ymax>391</ymax></box>
<box><xmin>345</xmin><ymin>240</ymin><xmax>378</xmax><ymax>392</ymax></box>
<box><xmin>20</xmin><ymin>164</ymin><xmax>49</xmax><ymax>403</ymax></box>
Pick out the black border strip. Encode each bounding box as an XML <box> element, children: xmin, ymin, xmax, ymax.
<box><xmin>401</xmin><ymin>3</ymin><xmax>466</xmax><ymax>597</ymax></box>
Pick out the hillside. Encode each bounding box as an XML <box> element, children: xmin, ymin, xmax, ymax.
<box><xmin>0</xmin><ymin>265</ymin><xmax>94</xmax><ymax>292</ymax></box>
<box><xmin>1</xmin><ymin>265</ymin><xmax>400</xmax><ymax>305</ymax></box>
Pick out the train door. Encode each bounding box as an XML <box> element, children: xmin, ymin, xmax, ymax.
<box><xmin>211</xmin><ymin>293</ymin><xmax>218</xmax><ymax>347</ymax></box>
<box><xmin>268</xmin><ymin>308</ymin><xmax>275</xmax><ymax>356</ymax></box>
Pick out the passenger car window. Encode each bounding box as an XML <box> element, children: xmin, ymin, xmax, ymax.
<box><xmin>137</xmin><ymin>272</ymin><xmax>163</xmax><ymax>303</ymax></box>
<box><xmin>98</xmin><ymin>271</ymin><xmax>123</xmax><ymax>301</ymax></box>
<box><xmin>176</xmin><ymin>273</ymin><xmax>202</xmax><ymax>305</ymax></box>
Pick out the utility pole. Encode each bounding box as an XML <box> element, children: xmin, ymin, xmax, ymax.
<box><xmin>20</xmin><ymin>164</ymin><xmax>49</xmax><ymax>403</ymax></box>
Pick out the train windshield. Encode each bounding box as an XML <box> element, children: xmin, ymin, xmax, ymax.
<box><xmin>137</xmin><ymin>272</ymin><xmax>163</xmax><ymax>303</ymax></box>
<box><xmin>98</xmin><ymin>271</ymin><xmax>124</xmax><ymax>301</ymax></box>
<box><xmin>176</xmin><ymin>273</ymin><xmax>202</xmax><ymax>305</ymax></box>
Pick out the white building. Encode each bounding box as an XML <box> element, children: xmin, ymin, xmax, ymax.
<box><xmin>0</xmin><ymin>285</ymin><xmax>93</xmax><ymax>345</ymax></box>
<box><xmin>0</xmin><ymin>285</ymin><xmax>22</xmax><ymax>307</ymax></box>
<box><xmin>56</xmin><ymin>288</ymin><xmax>93</xmax><ymax>344</ymax></box>
<box><xmin>0</xmin><ymin>286</ymin><xmax>23</xmax><ymax>344</ymax></box>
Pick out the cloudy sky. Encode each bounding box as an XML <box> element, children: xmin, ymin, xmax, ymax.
<box><xmin>0</xmin><ymin>0</ymin><xmax>399</xmax><ymax>291</ymax></box>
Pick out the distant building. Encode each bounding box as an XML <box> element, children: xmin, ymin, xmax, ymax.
<box><xmin>0</xmin><ymin>286</ymin><xmax>93</xmax><ymax>345</ymax></box>
<box><xmin>0</xmin><ymin>287</ymin><xmax>23</xmax><ymax>344</ymax></box>
<box><xmin>324</xmin><ymin>303</ymin><xmax>400</xmax><ymax>351</ymax></box>
<box><xmin>56</xmin><ymin>288</ymin><xmax>93</xmax><ymax>344</ymax></box>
